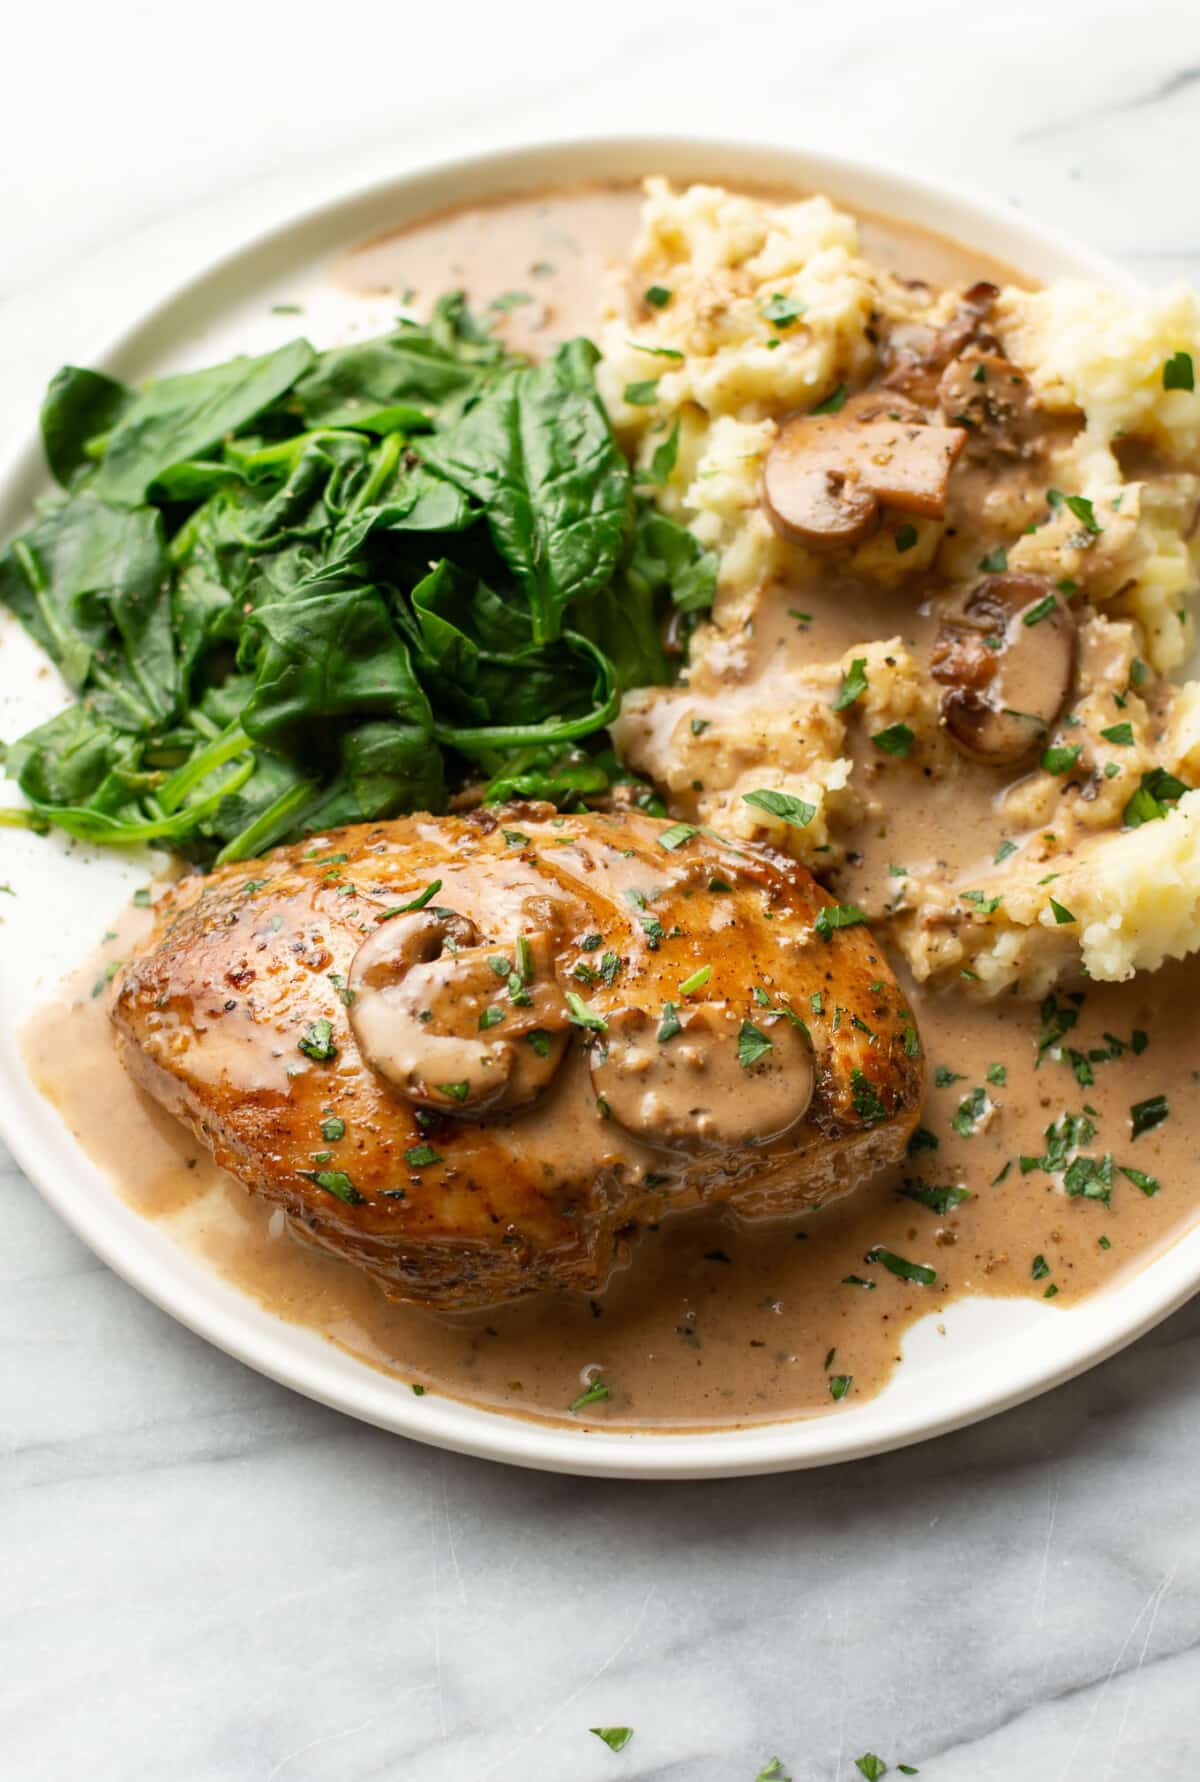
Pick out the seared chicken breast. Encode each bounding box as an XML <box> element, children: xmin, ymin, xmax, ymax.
<box><xmin>112</xmin><ymin>804</ymin><xmax>923</xmax><ymax>1309</ymax></box>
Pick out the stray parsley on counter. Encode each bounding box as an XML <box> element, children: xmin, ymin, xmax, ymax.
<box><xmin>590</xmin><ymin>1726</ymin><xmax>633</xmax><ymax>1752</ymax></box>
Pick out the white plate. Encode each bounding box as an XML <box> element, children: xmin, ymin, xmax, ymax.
<box><xmin>1</xmin><ymin>133</ymin><xmax>1185</xmax><ymax>1479</ymax></box>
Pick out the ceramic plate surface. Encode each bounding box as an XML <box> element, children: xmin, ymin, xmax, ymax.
<box><xmin>2</xmin><ymin>134</ymin><xmax>1184</xmax><ymax>1479</ymax></box>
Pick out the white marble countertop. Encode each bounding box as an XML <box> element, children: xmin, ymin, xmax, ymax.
<box><xmin>4</xmin><ymin>3</ymin><xmax>1200</xmax><ymax>1775</ymax></box>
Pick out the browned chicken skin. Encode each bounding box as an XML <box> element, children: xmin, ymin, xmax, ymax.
<box><xmin>112</xmin><ymin>804</ymin><xmax>924</xmax><ymax>1309</ymax></box>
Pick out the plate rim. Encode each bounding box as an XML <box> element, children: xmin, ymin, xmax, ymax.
<box><xmin>1</xmin><ymin>129</ymin><xmax>1184</xmax><ymax>1480</ymax></box>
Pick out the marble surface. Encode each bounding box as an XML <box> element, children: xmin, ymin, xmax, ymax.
<box><xmin>4</xmin><ymin>2</ymin><xmax>1200</xmax><ymax>1774</ymax></box>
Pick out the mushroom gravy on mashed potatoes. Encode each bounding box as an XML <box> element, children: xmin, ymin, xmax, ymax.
<box><xmin>16</xmin><ymin>177</ymin><xmax>1200</xmax><ymax>1430</ymax></box>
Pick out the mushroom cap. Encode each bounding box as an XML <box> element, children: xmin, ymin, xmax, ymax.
<box><xmin>936</xmin><ymin>351</ymin><xmax>1042</xmax><ymax>463</ymax></box>
<box><xmin>348</xmin><ymin>909</ymin><xmax>570</xmax><ymax>1115</ymax></box>
<box><xmin>932</xmin><ymin>572</ymin><xmax>1076</xmax><ymax>766</ymax></box>
<box><xmin>763</xmin><ymin>391</ymin><xmax>967</xmax><ymax>549</ymax></box>
<box><xmin>589</xmin><ymin>1002</ymin><xmax>815</xmax><ymax>1154</ymax></box>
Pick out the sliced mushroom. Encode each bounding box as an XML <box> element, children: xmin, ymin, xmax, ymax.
<box><xmin>348</xmin><ymin>909</ymin><xmax>570</xmax><ymax>1115</ymax></box>
<box><xmin>763</xmin><ymin>391</ymin><xmax>967</xmax><ymax>550</ymax></box>
<box><xmin>589</xmin><ymin>1002</ymin><xmax>814</xmax><ymax>1154</ymax></box>
<box><xmin>883</xmin><ymin>281</ymin><xmax>1000</xmax><ymax>406</ymax></box>
<box><xmin>936</xmin><ymin>351</ymin><xmax>1042</xmax><ymax>463</ymax></box>
<box><xmin>931</xmin><ymin>573</ymin><xmax>1076</xmax><ymax>765</ymax></box>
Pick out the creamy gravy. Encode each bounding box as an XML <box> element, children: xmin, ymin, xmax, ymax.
<box><xmin>25</xmin><ymin>914</ymin><xmax>1200</xmax><ymax>1429</ymax></box>
<box><xmin>334</xmin><ymin>181</ymin><xmax>1026</xmax><ymax>358</ymax></box>
<box><xmin>21</xmin><ymin>183</ymin><xmax>1200</xmax><ymax>1432</ymax></box>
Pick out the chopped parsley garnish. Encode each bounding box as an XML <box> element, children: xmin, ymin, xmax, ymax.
<box><xmin>404</xmin><ymin>1144</ymin><xmax>442</xmax><ymax>1169</ymax></box>
<box><xmin>737</xmin><ymin>1021</ymin><xmax>774</xmax><ymax>1069</ymax></box>
<box><xmin>952</xmin><ymin>1086</ymin><xmax>989</xmax><ymax>1136</ymax></box>
<box><xmin>590</xmin><ymin>1727</ymin><xmax>633</xmax><ymax>1752</ymax></box>
<box><xmin>707</xmin><ymin>875</ymin><xmax>733</xmax><ymax>894</ymax></box>
<box><xmin>438</xmin><ymin>1081</ymin><xmax>470</xmax><ymax>1103</ymax></box>
<box><xmin>657</xmin><ymin>1001</ymin><xmax>682</xmax><ymax>1043</ymax></box>
<box><xmin>300</xmin><ymin>1169</ymin><xmax>363</xmax><ymax>1204</ymax></box>
<box><xmin>1049</xmin><ymin>897</ymin><xmax>1076</xmax><ymax>925</ymax></box>
<box><xmin>763</xmin><ymin>292</ymin><xmax>806</xmax><ymax>329</ymax></box>
<box><xmin>639</xmin><ymin>914</ymin><xmax>665</xmax><ymax>948</ymax></box>
<box><xmin>690</xmin><ymin>715</ymin><xmax>710</xmax><ymax>735</ymax></box>
<box><xmin>1042</xmin><ymin>743</ymin><xmax>1082</xmax><ymax>775</ymax></box>
<box><xmin>895</xmin><ymin>522</ymin><xmax>919</xmax><ymax>553</ymax></box>
<box><xmin>979</xmin><ymin>545</ymin><xmax>1008</xmax><ymax>573</ymax></box>
<box><xmin>568</xmin><ymin>1377</ymin><xmax>610</xmax><ymax>1414</ymax></box>
<box><xmin>489</xmin><ymin>290</ymin><xmax>533</xmax><ymax>311</ymax></box>
<box><xmin>626</xmin><ymin>338</ymin><xmax>683</xmax><ymax>359</ymax></box>
<box><xmin>833</xmin><ymin>656</ymin><xmax>869</xmax><ymax>711</ymax></box>
<box><xmin>679</xmin><ymin>964</ymin><xmax>711</xmax><ymax>996</ymax></box>
<box><xmin>645</xmin><ymin>284</ymin><xmax>672</xmax><ymax>308</ymax></box>
<box><xmin>871</xmin><ymin>722</ymin><xmax>915</xmax><ymax>758</ymax></box>
<box><xmin>742</xmin><ymin>788</ymin><xmax>816</xmax><ymax>828</ymax></box>
<box><xmin>479</xmin><ymin>1005</ymin><xmax>505</xmax><ymax>1030</ymax></box>
<box><xmin>815</xmin><ymin>902</ymin><xmax>867</xmax><ymax>940</ymax></box>
<box><xmin>987</xmin><ymin>1062</ymin><xmax>1007</xmax><ymax>1086</ymax></box>
<box><xmin>865</xmin><ymin>1246</ymin><xmax>937</xmax><ymax>1286</ymax></box>
<box><xmin>1100</xmin><ymin>721</ymin><xmax>1135</xmax><ymax>746</ymax></box>
<box><xmin>812</xmin><ymin>383</ymin><xmax>848</xmax><ymax>415</ymax></box>
<box><xmin>502</xmin><ymin>829</ymin><xmax>529</xmax><ymax>846</ymax></box>
<box><xmin>855</xmin><ymin>1758</ymin><xmax>888</xmax><ymax>1782</ymax></box>
<box><xmin>1031</xmin><ymin>1253</ymin><xmax>1051</xmax><ymax>1280</ymax></box>
<box><xmin>515</xmin><ymin>935</ymin><xmax>534</xmax><ymax>984</ymax></box>
<box><xmin>960</xmin><ymin>889</ymin><xmax>1001</xmax><ymax>915</ymax></box>
<box><xmin>1123</xmin><ymin>766</ymin><xmax>1188</xmax><ymax>828</ymax></box>
<box><xmin>623</xmin><ymin>378</ymin><xmax>660</xmax><ymax>405</ymax></box>
<box><xmin>1063</xmin><ymin>1153</ymin><xmax>1114</xmax><ymax>1204</ymax></box>
<box><xmin>755</xmin><ymin>1762</ymin><xmax>791</xmax><ymax>1781</ymax></box>
<box><xmin>993</xmin><ymin>838</ymin><xmax>1018</xmax><ymax>864</ymax></box>
<box><xmin>907</xmin><ymin>1126</ymin><xmax>939</xmax><ymax>1153</ymax></box>
<box><xmin>841</xmin><ymin>1273</ymin><xmax>877</xmax><ymax>1289</ymax></box>
<box><xmin>580</xmin><ymin>932</ymin><xmax>603</xmax><ymax>950</ymax></box>
<box><xmin>526</xmin><ymin>1029</ymin><xmax>552</xmax><ymax>1058</ymax></box>
<box><xmin>657</xmin><ymin>821</ymin><xmax>698</xmax><ymax>851</ymax></box>
<box><xmin>1023</xmin><ymin>593</ymin><xmax>1059</xmax><ymax>627</ymax></box>
<box><xmin>850</xmin><ymin>1069</ymin><xmax>887</xmax><ymax>1125</ymax></box>
<box><xmin>1130</xmin><ymin>1093</ymin><xmax>1168</xmax><ymax>1139</ymax></box>
<box><xmin>828</xmin><ymin>1374</ymin><xmax>853</xmax><ymax>1401</ymax></box>
<box><xmin>1047</xmin><ymin>488</ymin><xmax>1102</xmax><ymax>534</ymax></box>
<box><xmin>377</xmin><ymin>878</ymin><xmax>442</xmax><ymax>918</ymax></box>
<box><xmin>934</xmin><ymin>1066</ymin><xmax>965</xmax><ymax>1087</ymax></box>
<box><xmin>565</xmin><ymin>992</ymin><xmax>607</xmax><ymax>1033</ymax></box>
<box><xmin>1120</xmin><ymin>1164</ymin><xmax>1161</xmax><ymax>1196</ymax></box>
<box><xmin>646</xmin><ymin>418</ymin><xmax>680</xmax><ymax>486</ymax></box>
<box><xmin>901</xmin><ymin>1181</ymin><xmax>970</xmax><ymax>1214</ymax></box>
<box><xmin>320</xmin><ymin>1114</ymin><xmax>346</xmax><ymax>1142</ymax></box>
<box><xmin>1163</xmin><ymin>350</ymin><xmax>1195</xmax><ymax>391</ymax></box>
<box><xmin>297</xmin><ymin>1019</ymin><xmax>337</xmax><ymax>1062</ymax></box>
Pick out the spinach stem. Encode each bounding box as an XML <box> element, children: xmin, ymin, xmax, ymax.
<box><xmin>158</xmin><ymin>726</ymin><xmax>252</xmax><ymax>814</ymax></box>
<box><xmin>215</xmin><ymin>778</ymin><xmax>317</xmax><ymax>864</ymax></box>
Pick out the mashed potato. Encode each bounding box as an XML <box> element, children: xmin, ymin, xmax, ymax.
<box><xmin>604</xmin><ymin>180</ymin><xmax>1200</xmax><ymax>996</ymax></box>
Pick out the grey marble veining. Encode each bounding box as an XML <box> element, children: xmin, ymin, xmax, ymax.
<box><xmin>5</xmin><ymin>4</ymin><xmax>1200</xmax><ymax>1775</ymax></box>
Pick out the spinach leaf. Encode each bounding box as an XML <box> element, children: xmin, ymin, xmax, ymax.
<box><xmin>422</xmin><ymin>338</ymin><xmax>631</xmax><ymax>643</ymax></box>
<box><xmin>40</xmin><ymin>365</ymin><xmax>132</xmax><ymax>487</ymax></box>
<box><xmin>92</xmin><ymin>338</ymin><xmax>315</xmax><ymax>506</ymax></box>
<box><xmin>0</xmin><ymin>497</ymin><xmax>173</xmax><ymax>720</ymax></box>
<box><xmin>2</xmin><ymin>291</ymin><xmax>715</xmax><ymax>862</ymax></box>
<box><xmin>243</xmin><ymin>588</ymin><xmax>433</xmax><ymax>740</ymax></box>
<box><xmin>626</xmin><ymin>504</ymin><xmax>717</xmax><ymax>615</ymax></box>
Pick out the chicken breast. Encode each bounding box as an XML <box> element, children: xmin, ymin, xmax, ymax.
<box><xmin>112</xmin><ymin>803</ymin><xmax>924</xmax><ymax>1309</ymax></box>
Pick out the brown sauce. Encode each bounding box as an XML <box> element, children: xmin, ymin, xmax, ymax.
<box><xmin>24</xmin><ymin>912</ymin><xmax>1200</xmax><ymax>1429</ymax></box>
<box><xmin>21</xmin><ymin>182</ymin><xmax>1200</xmax><ymax>1433</ymax></box>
